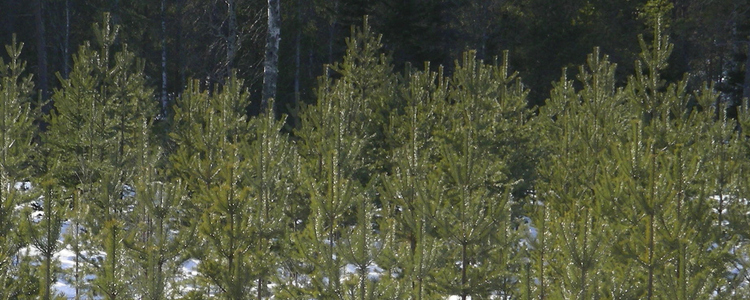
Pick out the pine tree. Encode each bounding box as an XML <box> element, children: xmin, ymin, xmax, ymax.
<box><xmin>534</xmin><ymin>48</ymin><xmax>626</xmax><ymax>299</ymax></box>
<box><xmin>597</xmin><ymin>15</ymin><xmax>730</xmax><ymax>298</ymax></box>
<box><xmin>244</xmin><ymin>98</ymin><xmax>297</xmax><ymax>299</ymax></box>
<box><xmin>328</xmin><ymin>16</ymin><xmax>398</xmax><ymax>179</ymax></box>
<box><xmin>46</xmin><ymin>13</ymin><xmax>156</xmax><ymax>299</ymax></box>
<box><xmin>0</xmin><ymin>35</ymin><xmax>38</xmax><ymax>300</ymax></box>
<box><xmin>286</xmin><ymin>18</ymin><xmax>394</xmax><ymax>299</ymax></box>
<box><xmin>26</xmin><ymin>168</ymin><xmax>66</xmax><ymax>300</ymax></box>
<box><xmin>125</xmin><ymin>177</ymin><xmax>191</xmax><ymax>300</ymax></box>
<box><xmin>379</xmin><ymin>62</ymin><xmax>447</xmax><ymax>300</ymax></box>
<box><xmin>290</xmin><ymin>67</ymin><xmax>369</xmax><ymax>299</ymax></box>
<box><xmin>429</xmin><ymin>51</ymin><xmax>527</xmax><ymax>299</ymax></box>
<box><xmin>170</xmin><ymin>75</ymin><xmax>255</xmax><ymax>299</ymax></box>
<box><xmin>724</xmin><ymin>102</ymin><xmax>750</xmax><ymax>298</ymax></box>
<box><xmin>123</xmin><ymin>98</ymin><xmax>190</xmax><ymax>300</ymax></box>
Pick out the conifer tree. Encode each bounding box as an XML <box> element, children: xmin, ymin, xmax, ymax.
<box><xmin>534</xmin><ymin>48</ymin><xmax>626</xmax><ymax>299</ymax></box>
<box><xmin>290</xmin><ymin>68</ymin><xmax>368</xmax><ymax>299</ymax></box>
<box><xmin>169</xmin><ymin>75</ymin><xmax>255</xmax><ymax>298</ymax></box>
<box><xmin>26</xmin><ymin>169</ymin><xmax>66</xmax><ymax>300</ymax></box>
<box><xmin>0</xmin><ymin>35</ymin><xmax>37</xmax><ymax>300</ymax></box>
<box><xmin>429</xmin><ymin>51</ymin><xmax>527</xmax><ymax>299</ymax></box>
<box><xmin>288</xmin><ymin>18</ymin><xmax>394</xmax><ymax>299</ymax></box>
<box><xmin>46</xmin><ymin>13</ymin><xmax>156</xmax><ymax>299</ymax></box>
<box><xmin>379</xmin><ymin>63</ymin><xmax>447</xmax><ymax>300</ymax></box>
<box><xmin>244</xmin><ymin>98</ymin><xmax>297</xmax><ymax>299</ymax></box>
<box><xmin>123</xmin><ymin>102</ymin><xmax>190</xmax><ymax>300</ymax></box>
<box><xmin>598</xmin><ymin>15</ymin><xmax>729</xmax><ymax>298</ymax></box>
<box><xmin>723</xmin><ymin>103</ymin><xmax>750</xmax><ymax>298</ymax></box>
<box><xmin>328</xmin><ymin>16</ymin><xmax>398</xmax><ymax>178</ymax></box>
<box><xmin>125</xmin><ymin>177</ymin><xmax>190</xmax><ymax>300</ymax></box>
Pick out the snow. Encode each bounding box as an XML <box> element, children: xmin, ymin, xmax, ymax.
<box><xmin>343</xmin><ymin>263</ymin><xmax>383</xmax><ymax>281</ymax></box>
<box><xmin>52</xmin><ymin>281</ymin><xmax>77</xmax><ymax>298</ymax></box>
<box><xmin>12</xmin><ymin>182</ymin><xmax>750</xmax><ymax>298</ymax></box>
<box><xmin>14</xmin><ymin>180</ymin><xmax>32</xmax><ymax>191</ymax></box>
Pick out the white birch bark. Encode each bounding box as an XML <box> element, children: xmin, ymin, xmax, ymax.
<box><xmin>262</xmin><ymin>0</ymin><xmax>281</xmax><ymax>112</ymax></box>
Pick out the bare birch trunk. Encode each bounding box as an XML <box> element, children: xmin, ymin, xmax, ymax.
<box><xmin>226</xmin><ymin>0</ymin><xmax>238</xmax><ymax>77</ymax></box>
<box><xmin>262</xmin><ymin>0</ymin><xmax>281</xmax><ymax>113</ymax></box>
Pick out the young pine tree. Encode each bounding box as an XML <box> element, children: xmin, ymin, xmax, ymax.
<box><xmin>170</xmin><ymin>75</ymin><xmax>255</xmax><ymax>298</ymax></box>
<box><xmin>290</xmin><ymin>68</ymin><xmax>370</xmax><ymax>299</ymax></box>
<box><xmin>722</xmin><ymin>103</ymin><xmax>750</xmax><ymax>298</ymax></box>
<box><xmin>429</xmin><ymin>51</ymin><xmax>527</xmax><ymax>299</ymax></box>
<box><xmin>46</xmin><ymin>14</ymin><xmax>156</xmax><ymax>299</ymax></box>
<box><xmin>26</xmin><ymin>165</ymin><xmax>67</xmax><ymax>300</ymax></box>
<box><xmin>534</xmin><ymin>49</ymin><xmax>627</xmax><ymax>299</ymax></box>
<box><xmin>379</xmin><ymin>63</ymin><xmax>447</xmax><ymax>300</ymax></box>
<box><xmin>170</xmin><ymin>74</ymin><xmax>295</xmax><ymax>299</ymax></box>
<box><xmin>0</xmin><ymin>35</ymin><xmax>38</xmax><ymax>300</ymax></box>
<box><xmin>244</xmin><ymin>99</ymin><xmax>297</xmax><ymax>299</ymax></box>
<box><xmin>600</xmin><ymin>17</ymin><xmax>730</xmax><ymax>298</ymax></box>
<box><xmin>123</xmin><ymin>104</ymin><xmax>190</xmax><ymax>300</ymax></box>
<box><xmin>288</xmin><ymin>19</ymin><xmax>395</xmax><ymax>300</ymax></box>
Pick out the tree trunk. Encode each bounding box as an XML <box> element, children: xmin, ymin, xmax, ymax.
<box><xmin>177</xmin><ymin>0</ymin><xmax>186</xmax><ymax>92</ymax></box>
<box><xmin>461</xmin><ymin>242</ymin><xmax>467</xmax><ymax>300</ymax></box>
<box><xmin>744</xmin><ymin>37</ymin><xmax>750</xmax><ymax>101</ymax></box>
<box><xmin>74</xmin><ymin>191</ymin><xmax>81</xmax><ymax>300</ymax></box>
<box><xmin>44</xmin><ymin>195</ymin><xmax>52</xmax><ymax>300</ymax></box>
<box><xmin>293</xmin><ymin>0</ymin><xmax>301</xmax><ymax>128</ymax></box>
<box><xmin>226</xmin><ymin>0</ymin><xmax>238</xmax><ymax>77</ymax></box>
<box><xmin>262</xmin><ymin>0</ymin><xmax>281</xmax><ymax>113</ymax></box>
<box><xmin>63</xmin><ymin>0</ymin><xmax>70</xmax><ymax>79</ymax></box>
<box><xmin>34</xmin><ymin>0</ymin><xmax>49</xmax><ymax>102</ymax></box>
<box><xmin>161</xmin><ymin>0</ymin><xmax>168</xmax><ymax>116</ymax></box>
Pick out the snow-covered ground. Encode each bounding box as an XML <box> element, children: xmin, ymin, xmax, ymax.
<box><xmin>12</xmin><ymin>182</ymin><xmax>749</xmax><ymax>299</ymax></box>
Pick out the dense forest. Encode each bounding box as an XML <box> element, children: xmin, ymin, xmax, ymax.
<box><xmin>2</xmin><ymin>0</ymin><xmax>750</xmax><ymax>112</ymax></box>
<box><xmin>2</xmin><ymin>0</ymin><xmax>750</xmax><ymax>299</ymax></box>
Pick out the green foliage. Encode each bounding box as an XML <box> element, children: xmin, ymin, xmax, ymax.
<box><xmin>378</xmin><ymin>62</ymin><xmax>447</xmax><ymax>300</ymax></box>
<box><xmin>170</xmin><ymin>74</ymin><xmax>256</xmax><ymax>298</ymax></box>
<box><xmin>0</xmin><ymin>34</ymin><xmax>37</xmax><ymax>300</ymax></box>
<box><xmin>288</xmin><ymin>18</ymin><xmax>393</xmax><ymax>300</ymax></box>
<box><xmin>5</xmin><ymin>7</ymin><xmax>750</xmax><ymax>299</ymax></box>
<box><xmin>124</xmin><ymin>111</ymin><xmax>190</xmax><ymax>300</ymax></box>
<box><xmin>26</xmin><ymin>178</ymin><xmax>66</xmax><ymax>300</ymax></box>
<box><xmin>534</xmin><ymin>48</ymin><xmax>625</xmax><ymax>299</ymax></box>
<box><xmin>531</xmin><ymin>17</ymin><xmax>743</xmax><ymax>300</ymax></box>
<box><xmin>45</xmin><ymin>13</ymin><xmax>156</xmax><ymax>299</ymax></box>
<box><xmin>426</xmin><ymin>50</ymin><xmax>528</xmax><ymax>299</ymax></box>
<box><xmin>244</xmin><ymin>99</ymin><xmax>298</xmax><ymax>298</ymax></box>
<box><xmin>170</xmin><ymin>74</ymin><xmax>296</xmax><ymax>299</ymax></box>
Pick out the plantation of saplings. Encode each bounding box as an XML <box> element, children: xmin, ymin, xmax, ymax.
<box><xmin>3</xmin><ymin>12</ymin><xmax>750</xmax><ymax>300</ymax></box>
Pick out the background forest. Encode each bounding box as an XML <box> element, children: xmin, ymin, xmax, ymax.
<box><xmin>2</xmin><ymin>0</ymin><xmax>750</xmax><ymax>299</ymax></box>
